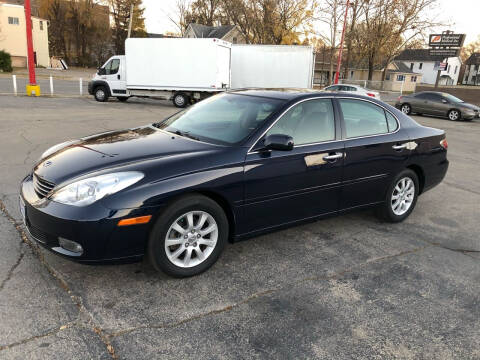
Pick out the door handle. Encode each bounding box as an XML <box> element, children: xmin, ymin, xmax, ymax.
<box><xmin>117</xmin><ymin>74</ymin><xmax>121</xmax><ymax>80</ymax></box>
<box><xmin>392</xmin><ymin>144</ymin><xmax>407</xmax><ymax>150</ymax></box>
<box><xmin>322</xmin><ymin>153</ymin><xmax>343</xmax><ymax>161</ymax></box>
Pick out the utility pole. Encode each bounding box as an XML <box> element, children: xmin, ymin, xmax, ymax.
<box><xmin>334</xmin><ymin>0</ymin><xmax>350</xmax><ymax>84</ymax></box>
<box><xmin>127</xmin><ymin>3</ymin><xmax>134</xmax><ymax>38</ymax></box>
<box><xmin>24</xmin><ymin>0</ymin><xmax>40</xmax><ymax>96</ymax></box>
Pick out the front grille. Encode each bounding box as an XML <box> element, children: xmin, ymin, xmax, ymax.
<box><xmin>33</xmin><ymin>174</ymin><xmax>55</xmax><ymax>198</ymax></box>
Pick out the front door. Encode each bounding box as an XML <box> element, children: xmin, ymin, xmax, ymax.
<box><xmin>337</xmin><ymin>98</ymin><xmax>410</xmax><ymax>209</ymax></box>
<box><xmin>102</xmin><ymin>57</ymin><xmax>127</xmax><ymax>95</ymax></box>
<box><xmin>241</xmin><ymin>98</ymin><xmax>344</xmax><ymax>235</ymax></box>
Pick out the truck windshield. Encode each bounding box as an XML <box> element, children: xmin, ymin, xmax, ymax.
<box><xmin>154</xmin><ymin>93</ymin><xmax>284</xmax><ymax>145</ymax></box>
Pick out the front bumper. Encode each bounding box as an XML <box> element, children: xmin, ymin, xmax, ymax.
<box><xmin>87</xmin><ymin>81</ymin><xmax>94</xmax><ymax>95</ymax></box>
<box><xmin>20</xmin><ymin>174</ymin><xmax>156</xmax><ymax>264</ymax></box>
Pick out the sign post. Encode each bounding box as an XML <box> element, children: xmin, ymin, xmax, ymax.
<box><xmin>24</xmin><ymin>0</ymin><xmax>40</xmax><ymax>96</ymax></box>
<box><xmin>428</xmin><ymin>31</ymin><xmax>465</xmax><ymax>89</ymax></box>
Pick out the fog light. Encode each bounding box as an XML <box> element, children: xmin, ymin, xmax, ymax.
<box><xmin>58</xmin><ymin>238</ymin><xmax>83</xmax><ymax>254</ymax></box>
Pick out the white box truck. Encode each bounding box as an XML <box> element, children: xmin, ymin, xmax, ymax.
<box><xmin>88</xmin><ymin>38</ymin><xmax>313</xmax><ymax>107</ymax></box>
<box><xmin>231</xmin><ymin>44</ymin><xmax>314</xmax><ymax>89</ymax></box>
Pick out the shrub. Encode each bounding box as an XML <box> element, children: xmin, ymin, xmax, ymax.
<box><xmin>0</xmin><ymin>50</ymin><xmax>13</xmax><ymax>72</ymax></box>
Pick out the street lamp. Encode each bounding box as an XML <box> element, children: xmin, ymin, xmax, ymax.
<box><xmin>24</xmin><ymin>0</ymin><xmax>40</xmax><ymax>96</ymax></box>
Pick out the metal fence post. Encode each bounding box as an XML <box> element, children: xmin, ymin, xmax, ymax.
<box><xmin>12</xmin><ymin>75</ymin><xmax>17</xmax><ymax>95</ymax></box>
<box><xmin>49</xmin><ymin>76</ymin><xmax>54</xmax><ymax>95</ymax></box>
<box><xmin>79</xmin><ymin>78</ymin><xmax>83</xmax><ymax>96</ymax></box>
<box><xmin>400</xmin><ymin>77</ymin><xmax>404</xmax><ymax>95</ymax></box>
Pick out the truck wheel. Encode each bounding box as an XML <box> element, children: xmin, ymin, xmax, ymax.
<box><xmin>117</xmin><ymin>96</ymin><xmax>129</xmax><ymax>102</ymax></box>
<box><xmin>94</xmin><ymin>86</ymin><xmax>109</xmax><ymax>102</ymax></box>
<box><xmin>173</xmin><ymin>93</ymin><xmax>189</xmax><ymax>108</ymax></box>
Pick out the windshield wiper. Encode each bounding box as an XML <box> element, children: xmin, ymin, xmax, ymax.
<box><xmin>174</xmin><ymin>130</ymin><xmax>201</xmax><ymax>141</ymax></box>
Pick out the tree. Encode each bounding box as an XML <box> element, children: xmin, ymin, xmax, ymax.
<box><xmin>352</xmin><ymin>0</ymin><xmax>444</xmax><ymax>81</ymax></box>
<box><xmin>314</xmin><ymin>0</ymin><xmax>346</xmax><ymax>83</ymax></box>
<box><xmin>109</xmin><ymin>0</ymin><xmax>146</xmax><ymax>54</ymax></box>
<box><xmin>461</xmin><ymin>35</ymin><xmax>480</xmax><ymax>62</ymax></box>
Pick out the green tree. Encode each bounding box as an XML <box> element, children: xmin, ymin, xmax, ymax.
<box><xmin>109</xmin><ymin>0</ymin><xmax>146</xmax><ymax>54</ymax></box>
<box><xmin>0</xmin><ymin>50</ymin><xmax>13</xmax><ymax>72</ymax></box>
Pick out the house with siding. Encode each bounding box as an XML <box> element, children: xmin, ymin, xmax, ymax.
<box><xmin>394</xmin><ymin>49</ymin><xmax>461</xmax><ymax>85</ymax></box>
<box><xmin>184</xmin><ymin>23</ymin><xmax>247</xmax><ymax>44</ymax></box>
<box><xmin>0</xmin><ymin>2</ymin><xmax>49</xmax><ymax>67</ymax></box>
<box><xmin>462</xmin><ymin>53</ymin><xmax>480</xmax><ymax>85</ymax></box>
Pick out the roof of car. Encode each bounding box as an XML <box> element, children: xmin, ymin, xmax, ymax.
<box><xmin>228</xmin><ymin>88</ymin><xmax>323</xmax><ymax>100</ymax></box>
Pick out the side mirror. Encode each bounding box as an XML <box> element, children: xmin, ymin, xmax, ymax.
<box><xmin>97</xmin><ymin>68</ymin><xmax>106</xmax><ymax>75</ymax></box>
<box><xmin>442</xmin><ymin>99</ymin><xmax>448</xmax><ymax>104</ymax></box>
<box><xmin>263</xmin><ymin>134</ymin><xmax>294</xmax><ymax>151</ymax></box>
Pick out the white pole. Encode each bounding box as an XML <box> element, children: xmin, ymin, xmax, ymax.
<box><xmin>12</xmin><ymin>75</ymin><xmax>17</xmax><ymax>95</ymax></box>
<box><xmin>400</xmin><ymin>77</ymin><xmax>404</xmax><ymax>95</ymax></box>
<box><xmin>364</xmin><ymin>80</ymin><xmax>367</xmax><ymax>88</ymax></box>
<box><xmin>79</xmin><ymin>78</ymin><xmax>83</xmax><ymax>96</ymax></box>
<box><xmin>49</xmin><ymin>76</ymin><xmax>54</xmax><ymax>95</ymax></box>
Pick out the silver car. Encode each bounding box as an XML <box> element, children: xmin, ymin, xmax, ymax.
<box><xmin>396</xmin><ymin>91</ymin><xmax>480</xmax><ymax>121</ymax></box>
<box><xmin>323</xmin><ymin>84</ymin><xmax>381</xmax><ymax>100</ymax></box>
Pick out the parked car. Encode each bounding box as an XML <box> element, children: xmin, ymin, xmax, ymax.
<box><xmin>324</xmin><ymin>84</ymin><xmax>381</xmax><ymax>100</ymax></box>
<box><xmin>20</xmin><ymin>90</ymin><xmax>448</xmax><ymax>277</ymax></box>
<box><xmin>396</xmin><ymin>91</ymin><xmax>480</xmax><ymax>120</ymax></box>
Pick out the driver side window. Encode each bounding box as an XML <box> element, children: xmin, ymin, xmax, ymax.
<box><xmin>104</xmin><ymin>59</ymin><xmax>120</xmax><ymax>75</ymax></box>
<box><xmin>265</xmin><ymin>99</ymin><xmax>335</xmax><ymax>146</ymax></box>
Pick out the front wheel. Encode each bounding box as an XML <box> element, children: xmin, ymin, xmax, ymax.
<box><xmin>400</xmin><ymin>103</ymin><xmax>411</xmax><ymax>115</ymax></box>
<box><xmin>94</xmin><ymin>86</ymin><xmax>109</xmax><ymax>102</ymax></box>
<box><xmin>448</xmin><ymin>109</ymin><xmax>460</xmax><ymax>121</ymax></box>
<box><xmin>377</xmin><ymin>169</ymin><xmax>419</xmax><ymax>223</ymax></box>
<box><xmin>148</xmin><ymin>195</ymin><xmax>228</xmax><ymax>277</ymax></box>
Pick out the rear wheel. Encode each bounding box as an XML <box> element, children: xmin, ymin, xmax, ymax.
<box><xmin>377</xmin><ymin>169</ymin><xmax>419</xmax><ymax>223</ymax></box>
<box><xmin>148</xmin><ymin>195</ymin><xmax>228</xmax><ymax>277</ymax></box>
<box><xmin>448</xmin><ymin>109</ymin><xmax>460</xmax><ymax>121</ymax></box>
<box><xmin>400</xmin><ymin>103</ymin><xmax>411</xmax><ymax>115</ymax></box>
<box><xmin>173</xmin><ymin>92</ymin><xmax>189</xmax><ymax>108</ymax></box>
<box><xmin>94</xmin><ymin>86</ymin><xmax>109</xmax><ymax>102</ymax></box>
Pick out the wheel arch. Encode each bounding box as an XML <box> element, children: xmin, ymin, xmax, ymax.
<box><xmin>153</xmin><ymin>190</ymin><xmax>237</xmax><ymax>243</ymax></box>
<box><xmin>406</xmin><ymin>164</ymin><xmax>425</xmax><ymax>194</ymax></box>
<box><xmin>91</xmin><ymin>80</ymin><xmax>111</xmax><ymax>96</ymax></box>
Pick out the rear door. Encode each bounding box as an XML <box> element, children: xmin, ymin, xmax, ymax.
<box><xmin>337</xmin><ymin>98</ymin><xmax>410</xmax><ymax>209</ymax></box>
<box><xmin>241</xmin><ymin>98</ymin><xmax>344</xmax><ymax>234</ymax></box>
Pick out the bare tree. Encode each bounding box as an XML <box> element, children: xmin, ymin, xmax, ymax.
<box><xmin>167</xmin><ymin>0</ymin><xmax>191</xmax><ymax>36</ymax></box>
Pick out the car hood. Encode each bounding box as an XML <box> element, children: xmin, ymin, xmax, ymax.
<box><xmin>459</xmin><ymin>102</ymin><xmax>480</xmax><ymax>111</ymax></box>
<box><xmin>34</xmin><ymin>126</ymin><xmax>222</xmax><ymax>185</ymax></box>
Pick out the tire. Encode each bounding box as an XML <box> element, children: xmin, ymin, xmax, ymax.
<box><xmin>148</xmin><ymin>194</ymin><xmax>228</xmax><ymax>277</ymax></box>
<box><xmin>400</xmin><ymin>103</ymin><xmax>411</xmax><ymax>115</ymax></box>
<box><xmin>377</xmin><ymin>169</ymin><xmax>419</xmax><ymax>223</ymax></box>
<box><xmin>117</xmin><ymin>96</ymin><xmax>129</xmax><ymax>102</ymax></box>
<box><xmin>94</xmin><ymin>86</ymin><xmax>109</xmax><ymax>102</ymax></box>
<box><xmin>448</xmin><ymin>109</ymin><xmax>460</xmax><ymax>121</ymax></box>
<box><xmin>173</xmin><ymin>92</ymin><xmax>189</xmax><ymax>108</ymax></box>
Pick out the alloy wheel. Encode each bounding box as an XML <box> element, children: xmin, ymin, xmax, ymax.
<box><xmin>391</xmin><ymin>177</ymin><xmax>415</xmax><ymax>216</ymax></box>
<box><xmin>449</xmin><ymin>110</ymin><xmax>459</xmax><ymax>121</ymax></box>
<box><xmin>401</xmin><ymin>104</ymin><xmax>411</xmax><ymax>114</ymax></box>
<box><xmin>164</xmin><ymin>211</ymin><xmax>218</xmax><ymax>268</ymax></box>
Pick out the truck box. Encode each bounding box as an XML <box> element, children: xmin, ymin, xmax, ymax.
<box><xmin>125</xmin><ymin>38</ymin><xmax>231</xmax><ymax>92</ymax></box>
<box><xmin>230</xmin><ymin>45</ymin><xmax>314</xmax><ymax>89</ymax></box>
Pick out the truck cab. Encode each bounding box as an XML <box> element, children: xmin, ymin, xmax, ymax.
<box><xmin>88</xmin><ymin>56</ymin><xmax>128</xmax><ymax>102</ymax></box>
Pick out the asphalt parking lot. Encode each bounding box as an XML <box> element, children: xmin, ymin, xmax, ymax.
<box><xmin>0</xmin><ymin>95</ymin><xmax>479</xmax><ymax>359</ymax></box>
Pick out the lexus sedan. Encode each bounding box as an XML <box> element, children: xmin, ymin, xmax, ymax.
<box><xmin>396</xmin><ymin>91</ymin><xmax>480</xmax><ymax>120</ymax></box>
<box><xmin>324</xmin><ymin>84</ymin><xmax>381</xmax><ymax>100</ymax></box>
<box><xmin>20</xmin><ymin>90</ymin><xmax>448</xmax><ymax>277</ymax></box>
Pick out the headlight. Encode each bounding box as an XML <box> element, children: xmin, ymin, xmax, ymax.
<box><xmin>51</xmin><ymin>172</ymin><xmax>144</xmax><ymax>206</ymax></box>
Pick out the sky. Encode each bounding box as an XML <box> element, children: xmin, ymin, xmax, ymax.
<box><xmin>143</xmin><ymin>0</ymin><xmax>480</xmax><ymax>45</ymax></box>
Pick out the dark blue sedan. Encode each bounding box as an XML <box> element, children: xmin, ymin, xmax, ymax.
<box><xmin>20</xmin><ymin>90</ymin><xmax>449</xmax><ymax>277</ymax></box>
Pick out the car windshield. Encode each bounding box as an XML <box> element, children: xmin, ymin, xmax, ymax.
<box><xmin>153</xmin><ymin>93</ymin><xmax>284</xmax><ymax>145</ymax></box>
<box><xmin>442</xmin><ymin>93</ymin><xmax>464</xmax><ymax>103</ymax></box>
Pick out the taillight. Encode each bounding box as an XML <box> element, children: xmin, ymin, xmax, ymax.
<box><xmin>367</xmin><ymin>92</ymin><xmax>375</xmax><ymax>97</ymax></box>
<box><xmin>440</xmin><ymin>138</ymin><xmax>448</xmax><ymax>149</ymax></box>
